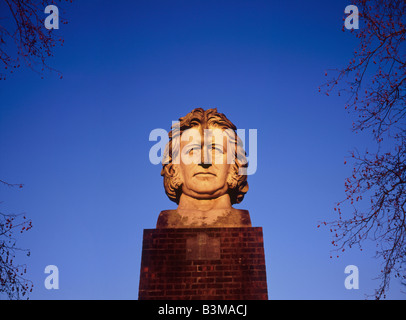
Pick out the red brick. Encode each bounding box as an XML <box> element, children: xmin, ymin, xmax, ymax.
<box><xmin>138</xmin><ymin>227</ymin><xmax>268</xmax><ymax>300</ymax></box>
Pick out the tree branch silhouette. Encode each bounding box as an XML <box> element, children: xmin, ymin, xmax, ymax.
<box><xmin>320</xmin><ymin>0</ymin><xmax>406</xmax><ymax>299</ymax></box>
<box><xmin>0</xmin><ymin>180</ymin><xmax>33</xmax><ymax>299</ymax></box>
<box><xmin>0</xmin><ymin>0</ymin><xmax>71</xmax><ymax>80</ymax></box>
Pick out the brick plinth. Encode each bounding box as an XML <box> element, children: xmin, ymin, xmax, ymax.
<box><xmin>138</xmin><ymin>227</ymin><xmax>268</xmax><ymax>300</ymax></box>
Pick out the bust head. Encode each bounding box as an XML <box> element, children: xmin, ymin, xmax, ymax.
<box><xmin>161</xmin><ymin>108</ymin><xmax>249</xmax><ymax>206</ymax></box>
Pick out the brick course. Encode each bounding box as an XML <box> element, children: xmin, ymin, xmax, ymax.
<box><xmin>138</xmin><ymin>227</ymin><xmax>268</xmax><ymax>300</ymax></box>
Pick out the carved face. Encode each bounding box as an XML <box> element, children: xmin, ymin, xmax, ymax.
<box><xmin>176</xmin><ymin>126</ymin><xmax>232</xmax><ymax>200</ymax></box>
<box><xmin>161</xmin><ymin>108</ymin><xmax>249</xmax><ymax>205</ymax></box>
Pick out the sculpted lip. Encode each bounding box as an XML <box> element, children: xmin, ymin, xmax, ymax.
<box><xmin>194</xmin><ymin>172</ymin><xmax>216</xmax><ymax>177</ymax></box>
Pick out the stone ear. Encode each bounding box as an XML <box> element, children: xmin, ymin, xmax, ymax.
<box><xmin>226</xmin><ymin>166</ymin><xmax>237</xmax><ymax>190</ymax></box>
<box><xmin>171</xmin><ymin>164</ymin><xmax>183</xmax><ymax>189</ymax></box>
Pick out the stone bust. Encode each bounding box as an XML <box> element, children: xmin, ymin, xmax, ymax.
<box><xmin>157</xmin><ymin>108</ymin><xmax>251</xmax><ymax>228</ymax></box>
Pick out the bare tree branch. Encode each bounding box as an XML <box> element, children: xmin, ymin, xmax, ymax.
<box><xmin>0</xmin><ymin>0</ymin><xmax>71</xmax><ymax>80</ymax></box>
<box><xmin>321</xmin><ymin>0</ymin><xmax>406</xmax><ymax>299</ymax></box>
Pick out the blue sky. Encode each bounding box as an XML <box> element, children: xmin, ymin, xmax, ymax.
<box><xmin>0</xmin><ymin>0</ymin><xmax>405</xmax><ymax>299</ymax></box>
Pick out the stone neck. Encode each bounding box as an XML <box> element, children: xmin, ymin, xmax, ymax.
<box><xmin>177</xmin><ymin>193</ymin><xmax>232</xmax><ymax>212</ymax></box>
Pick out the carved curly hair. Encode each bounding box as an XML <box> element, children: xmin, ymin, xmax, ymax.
<box><xmin>161</xmin><ymin>108</ymin><xmax>249</xmax><ymax>205</ymax></box>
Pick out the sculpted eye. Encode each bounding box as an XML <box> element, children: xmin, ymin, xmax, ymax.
<box><xmin>212</xmin><ymin>144</ymin><xmax>224</xmax><ymax>154</ymax></box>
<box><xmin>186</xmin><ymin>145</ymin><xmax>201</xmax><ymax>155</ymax></box>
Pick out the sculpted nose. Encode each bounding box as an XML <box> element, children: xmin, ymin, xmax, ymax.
<box><xmin>199</xmin><ymin>162</ymin><xmax>212</xmax><ymax>169</ymax></box>
<box><xmin>200</xmin><ymin>144</ymin><xmax>212</xmax><ymax>168</ymax></box>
